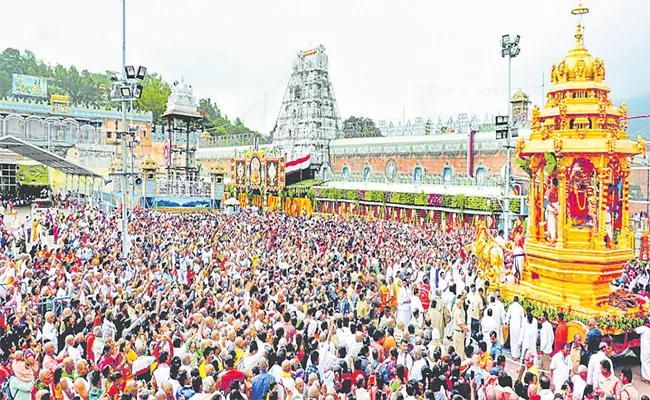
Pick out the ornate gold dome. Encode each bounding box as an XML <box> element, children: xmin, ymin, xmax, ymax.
<box><xmin>518</xmin><ymin>5</ymin><xmax>645</xmax><ymax>157</ymax></box>
<box><xmin>550</xmin><ymin>25</ymin><xmax>606</xmax><ymax>86</ymax></box>
<box><xmin>109</xmin><ymin>158</ymin><xmax>122</xmax><ymax>173</ymax></box>
<box><xmin>141</xmin><ymin>156</ymin><xmax>158</xmax><ymax>170</ymax></box>
<box><xmin>511</xmin><ymin>90</ymin><xmax>530</xmax><ymax>103</ymax></box>
<box><xmin>210</xmin><ymin>162</ymin><xmax>225</xmax><ymax>175</ymax></box>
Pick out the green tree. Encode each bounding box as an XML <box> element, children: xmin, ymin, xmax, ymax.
<box><xmin>342</xmin><ymin>116</ymin><xmax>383</xmax><ymax>138</ymax></box>
<box><xmin>0</xmin><ymin>47</ymin><xmax>260</xmax><ymax>135</ymax></box>
<box><xmin>216</xmin><ymin>126</ymin><xmax>229</xmax><ymax>136</ymax></box>
<box><xmin>198</xmin><ymin>98</ymin><xmax>221</xmax><ymax>120</ymax></box>
<box><xmin>0</xmin><ymin>48</ymin><xmax>26</xmax><ymax>98</ymax></box>
<box><xmin>134</xmin><ymin>73</ymin><xmax>170</xmax><ymax>125</ymax></box>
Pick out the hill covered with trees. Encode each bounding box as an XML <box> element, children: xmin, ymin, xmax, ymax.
<box><xmin>0</xmin><ymin>48</ymin><xmax>257</xmax><ymax>136</ymax></box>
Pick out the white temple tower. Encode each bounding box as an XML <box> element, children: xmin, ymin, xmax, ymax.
<box><xmin>272</xmin><ymin>45</ymin><xmax>341</xmax><ymax>167</ymax></box>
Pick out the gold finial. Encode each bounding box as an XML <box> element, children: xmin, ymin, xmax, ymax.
<box><xmin>571</xmin><ymin>3</ymin><xmax>589</xmax><ymax>45</ymax></box>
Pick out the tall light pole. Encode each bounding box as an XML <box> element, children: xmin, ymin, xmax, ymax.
<box><xmin>120</xmin><ymin>0</ymin><xmax>129</xmax><ymax>258</ymax></box>
<box><xmin>111</xmin><ymin>0</ymin><xmax>146</xmax><ymax>258</ymax></box>
<box><xmin>501</xmin><ymin>34</ymin><xmax>520</xmax><ymax>239</ymax></box>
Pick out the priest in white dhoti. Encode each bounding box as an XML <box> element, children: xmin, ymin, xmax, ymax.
<box><xmin>507</xmin><ymin>296</ymin><xmax>525</xmax><ymax>359</ymax></box>
<box><xmin>488</xmin><ymin>291</ymin><xmax>507</xmax><ymax>345</ymax></box>
<box><xmin>481</xmin><ymin>308</ymin><xmax>499</xmax><ymax>354</ymax></box>
<box><xmin>396</xmin><ymin>281</ymin><xmax>412</xmax><ymax>328</ymax></box>
<box><xmin>636</xmin><ymin>319</ymin><xmax>650</xmax><ymax>382</ymax></box>
<box><xmin>521</xmin><ymin>310</ymin><xmax>539</xmax><ymax>365</ymax></box>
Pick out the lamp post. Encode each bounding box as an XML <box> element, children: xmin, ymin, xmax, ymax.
<box><xmin>501</xmin><ymin>34</ymin><xmax>520</xmax><ymax>239</ymax></box>
<box><xmin>111</xmin><ymin>0</ymin><xmax>146</xmax><ymax>258</ymax></box>
<box><xmin>120</xmin><ymin>0</ymin><xmax>128</xmax><ymax>259</ymax></box>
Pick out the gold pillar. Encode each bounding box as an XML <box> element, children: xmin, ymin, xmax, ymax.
<box><xmin>528</xmin><ymin>155</ymin><xmax>544</xmax><ymax>243</ymax></box>
<box><xmin>596</xmin><ymin>167</ymin><xmax>610</xmax><ymax>249</ymax></box>
<box><xmin>529</xmin><ymin>169</ymin><xmax>539</xmax><ymax>242</ymax></box>
<box><xmin>538</xmin><ymin>169</ymin><xmax>546</xmax><ymax>243</ymax></box>
<box><xmin>620</xmin><ymin>166</ymin><xmax>631</xmax><ymax>250</ymax></box>
<box><xmin>557</xmin><ymin>164</ymin><xmax>567</xmax><ymax>249</ymax></box>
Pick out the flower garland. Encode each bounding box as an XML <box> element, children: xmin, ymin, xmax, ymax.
<box><xmin>501</xmin><ymin>297</ymin><xmax>644</xmax><ymax>332</ymax></box>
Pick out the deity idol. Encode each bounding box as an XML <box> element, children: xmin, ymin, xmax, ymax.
<box><xmin>567</xmin><ymin>163</ymin><xmax>592</xmax><ymax>226</ymax></box>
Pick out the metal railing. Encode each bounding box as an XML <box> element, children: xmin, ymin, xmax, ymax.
<box><xmin>2</xmin><ymin>115</ymin><xmax>105</xmax><ymax>145</ymax></box>
<box><xmin>199</xmin><ymin>133</ymin><xmax>271</xmax><ymax>148</ymax></box>
<box><xmin>0</xmin><ymin>296</ymin><xmax>72</xmax><ymax>317</ymax></box>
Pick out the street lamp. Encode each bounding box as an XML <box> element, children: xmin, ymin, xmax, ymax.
<box><xmin>501</xmin><ymin>33</ymin><xmax>520</xmax><ymax>239</ymax></box>
<box><xmin>136</xmin><ymin>66</ymin><xmax>147</xmax><ymax>80</ymax></box>
<box><xmin>125</xmin><ymin>66</ymin><xmax>136</xmax><ymax>79</ymax></box>
<box><xmin>120</xmin><ymin>86</ymin><xmax>132</xmax><ymax>98</ymax></box>
<box><xmin>133</xmin><ymin>84</ymin><xmax>143</xmax><ymax>98</ymax></box>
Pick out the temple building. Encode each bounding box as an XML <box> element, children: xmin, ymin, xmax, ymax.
<box><xmin>272</xmin><ymin>45</ymin><xmax>341</xmax><ymax>169</ymax></box>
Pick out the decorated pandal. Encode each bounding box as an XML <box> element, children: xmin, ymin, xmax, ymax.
<box><xmin>473</xmin><ymin>9</ymin><xmax>648</xmax><ymax>326</ymax></box>
<box><xmin>230</xmin><ymin>151</ymin><xmax>313</xmax><ymax>215</ymax></box>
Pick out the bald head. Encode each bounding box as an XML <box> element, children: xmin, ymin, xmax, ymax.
<box><xmin>308</xmin><ymin>385</ymin><xmax>319</xmax><ymax>399</ymax></box>
<box><xmin>44</xmin><ymin>342</ymin><xmax>55</xmax><ymax>354</ymax></box>
<box><xmin>76</xmin><ymin>360</ymin><xmax>88</xmax><ymax>376</ymax></box>
<box><xmin>295</xmin><ymin>377</ymin><xmax>305</xmax><ymax>392</ymax></box>
<box><xmin>62</xmin><ymin>357</ymin><xmax>74</xmax><ymax>371</ymax></box>
<box><xmin>413</xmin><ymin>347</ymin><xmax>422</xmax><ymax>360</ymax></box>
<box><xmin>162</xmin><ymin>382</ymin><xmax>173</xmax><ymax>396</ymax></box>
<box><xmin>124</xmin><ymin>380</ymin><xmax>137</xmax><ymax>396</ymax></box>
<box><xmin>258</xmin><ymin>358</ymin><xmax>268</xmax><ymax>371</ymax></box>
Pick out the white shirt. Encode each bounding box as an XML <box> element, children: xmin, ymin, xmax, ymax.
<box><xmin>549</xmin><ymin>352</ymin><xmax>571</xmax><ymax>391</ymax></box>
<box><xmin>506</xmin><ymin>302</ymin><xmax>524</xmax><ymax>330</ymax></box>
<box><xmin>66</xmin><ymin>345</ymin><xmax>82</xmax><ymax>365</ymax></box>
<box><xmin>386</xmin><ymin>264</ymin><xmax>394</xmax><ymax>281</ymax></box>
<box><xmin>42</xmin><ymin>321</ymin><xmax>58</xmax><ymax>351</ymax></box>
<box><xmin>539</xmin><ymin>389</ymin><xmax>554</xmax><ymax>400</ymax></box>
<box><xmin>410</xmin><ymin>358</ymin><xmax>428</xmax><ymax>381</ymax></box>
<box><xmin>521</xmin><ymin>318</ymin><xmax>539</xmax><ymax>355</ymax></box>
<box><xmin>397</xmin><ymin>286</ymin><xmax>412</xmax><ymax>312</ymax></box>
<box><xmin>540</xmin><ymin>320</ymin><xmax>555</xmax><ymax>354</ymax></box>
<box><xmin>410</xmin><ymin>295</ymin><xmax>424</xmax><ymax>315</ymax></box>
<box><xmin>636</xmin><ymin>325</ymin><xmax>650</xmax><ymax>348</ymax></box>
<box><xmin>489</xmin><ymin>301</ymin><xmax>506</xmax><ymax>326</ymax></box>
<box><xmin>587</xmin><ymin>351</ymin><xmax>612</xmax><ymax>385</ymax></box>
<box><xmin>153</xmin><ymin>364</ymin><xmax>171</xmax><ymax>388</ymax></box>
<box><xmin>133</xmin><ymin>356</ymin><xmax>156</xmax><ymax>376</ymax></box>
<box><xmin>481</xmin><ymin>316</ymin><xmax>499</xmax><ymax>352</ymax></box>
<box><xmin>572</xmin><ymin>375</ymin><xmax>587</xmax><ymax>400</ymax></box>
<box><xmin>396</xmin><ymin>351</ymin><xmax>413</xmax><ymax>371</ymax></box>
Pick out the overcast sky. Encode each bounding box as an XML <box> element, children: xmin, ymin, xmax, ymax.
<box><xmin>2</xmin><ymin>0</ymin><xmax>648</xmax><ymax>133</ymax></box>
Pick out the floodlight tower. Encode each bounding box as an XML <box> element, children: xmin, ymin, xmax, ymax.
<box><xmin>112</xmin><ymin>0</ymin><xmax>147</xmax><ymax>258</ymax></box>
<box><xmin>501</xmin><ymin>34</ymin><xmax>520</xmax><ymax>239</ymax></box>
